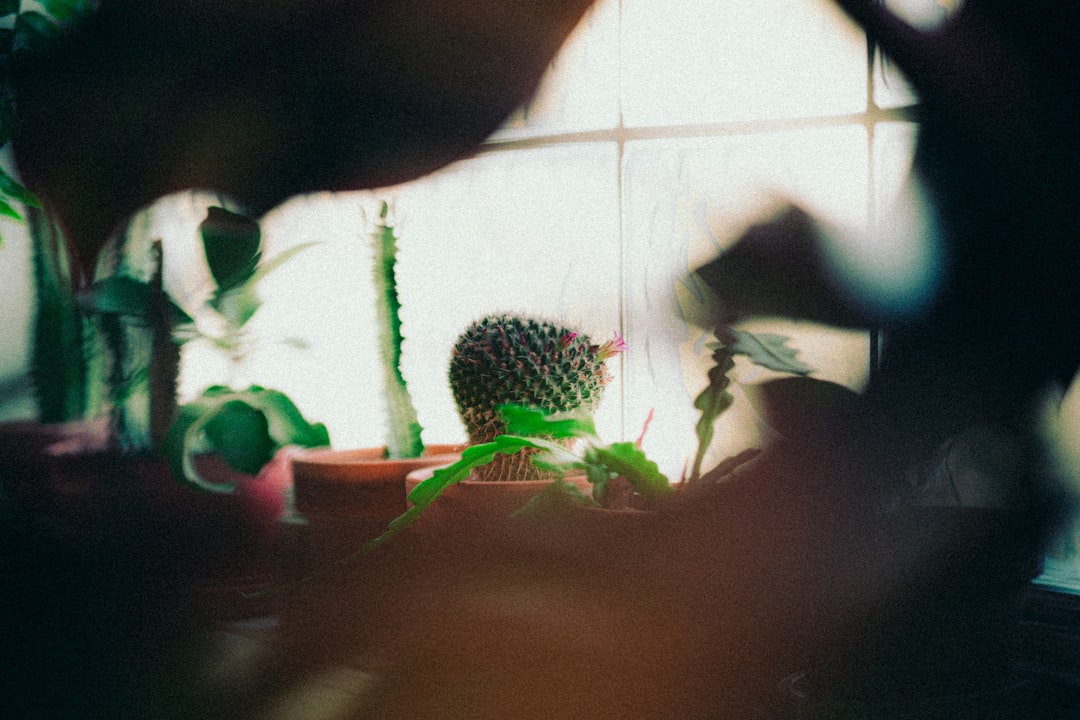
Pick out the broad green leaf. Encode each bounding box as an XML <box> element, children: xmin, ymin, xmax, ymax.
<box><xmin>82</xmin><ymin>275</ymin><xmax>193</xmax><ymax>325</ymax></box>
<box><xmin>238</xmin><ymin>385</ymin><xmax>331</xmax><ymax>449</ymax></box>
<box><xmin>162</xmin><ymin>402</ymin><xmax>211</xmax><ymax>490</ymax></box>
<box><xmin>721</xmin><ymin>328</ymin><xmax>813</xmax><ymax>375</ymax></box>
<box><xmin>164</xmin><ymin>385</ymin><xmax>329</xmax><ymax>491</ymax></box>
<box><xmin>82</xmin><ymin>276</ymin><xmax>153</xmax><ymax>316</ymax></box>
<box><xmin>200</xmin><ymin>206</ymin><xmax>261</xmax><ymax>297</ymax></box>
<box><xmin>39</xmin><ymin>0</ymin><xmax>93</xmax><ymax>23</ymax></box>
<box><xmin>203</xmin><ymin>400</ymin><xmax>276</xmax><ymax>475</ymax></box>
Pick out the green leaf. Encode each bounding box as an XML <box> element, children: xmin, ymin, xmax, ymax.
<box><xmin>499</xmin><ymin>403</ymin><xmax>596</xmax><ymax>440</ymax></box>
<box><xmin>82</xmin><ymin>276</ymin><xmax>154</xmax><ymax>316</ymax></box>
<box><xmin>38</xmin><ymin>0</ymin><xmax>92</xmax><ymax>23</ymax></box>
<box><xmin>0</xmin><ymin>195</ymin><xmax>22</xmax><ymax>220</ymax></box>
<box><xmin>688</xmin><ymin>343</ymin><xmax>735</xmax><ymax>483</ymax></box>
<box><xmin>0</xmin><ymin>166</ymin><xmax>42</xmax><ymax>209</ymax></box>
<box><xmin>350</xmin><ymin>435</ymin><xmax>547</xmax><ymax>550</ymax></box>
<box><xmin>406</xmin><ymin>436</ymin><xmax>543</xmax><ymax>508</ymax></box>
<box><xmin>721</xmin><ymin>328</ymin><xmax>813</xmax><ymax>375</ymax></box>
<box><xmin>203</xmin><ymin>400</ymin><xmax>276</xmax><ymax>475</ymax></box>
<box><xmin>163</xmin><ymin>385</ymin><xmax>329</xmax><ymax>492</ymax></box>
<box><xmin>200</xmin><ymin>206</ymin><xmax>262</xmax><ymax>298</ymax></box>
<box><xmin>585</xmin><ymin>442</ymin><xmax>672</xmax><ymax>502</ymax></box>
<box><xmin>81</xmin><ymin>275</ymin><xmax>193</xmax><ymax>325</ymax></box>
<box><xmin>242</xmin><ymin>385</ymin><xmax>331</xmax><ymax>449</ymax></box>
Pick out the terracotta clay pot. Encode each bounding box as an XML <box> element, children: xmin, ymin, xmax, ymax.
<box><xmin>288</xmin><ymin>445</ymin><xmax>464</xmax><ymax>561</ymax></box>
<box><xmin>292</xmin><ymin>445</ymin><xmax>465</xmax><ymax>519</ymax></box>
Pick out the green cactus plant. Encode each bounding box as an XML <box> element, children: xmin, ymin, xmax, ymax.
<box><xmin>4</xmin><ymin>2</ymin><xmax>100</xmax><ymax>420</ymax></box>
<box><xmin>369</xmin><ymin>201</ymin><xmax>424</xmax><ymax>459</ymax></box>
<box><xmin>26</xmin><ymin>205</ymin><xmax>89</xmax><ymax>423</ymax></box>
<box><xmin>448</xmin><ymin>312</ymin><xmax>624</xmax><ymax>481</ymax></box>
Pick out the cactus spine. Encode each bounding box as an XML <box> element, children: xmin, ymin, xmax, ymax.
<box><xmin>448</xmin><ymin>313</ymin><xmax>621</xmax><ymax>481</ymax></box>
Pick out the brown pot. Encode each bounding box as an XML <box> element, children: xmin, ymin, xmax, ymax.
<box><xmin>292</xmin><ymin>445</ymin><xmax>465</xmax><ymax>519</ymax></box>
<box><xmin>287</xmin><ymin>445</ymin><xmax>464</xmax><ymax>561</ymax></box>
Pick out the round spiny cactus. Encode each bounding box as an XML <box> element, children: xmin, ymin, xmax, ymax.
<box><xmin>449</xmin><ymin>313</ymin><xmax>623</xmax><ymax>481</ymax></box>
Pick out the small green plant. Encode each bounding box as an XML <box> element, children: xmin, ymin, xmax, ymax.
<box><xmin>448</xmin><ymin>312</ymin><xmax>624</xmax><ymax>481</ymax></box>
<box><xmin>368</xmin><ymin>201</ymin><xmax>424</xmax><ymax>459</ymax></box>
<box><xmin>160</xmin><ymin>206</ymin><xmax>328</xmax><ymax>491</ymax></box>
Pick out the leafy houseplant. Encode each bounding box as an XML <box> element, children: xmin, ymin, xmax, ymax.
<box><xmin>0</xmin><ymin>1</ymin><xmax>98</xmax><ymax>242</ymax></box>
<box><xmin>684</xmin><ymin>324</ymin><xmax>814</xmax><ymax>485</ymax></box>
<box><xmin>161</xmin><ymin>206</ymin><xmax>329</xmax><ymax>493</ymax></box>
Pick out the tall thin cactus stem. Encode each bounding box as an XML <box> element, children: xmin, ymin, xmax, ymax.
<box><xmin>371</xmin><ymin>201</ymin><xmax>424</xmax><ymax>459</ymax></box>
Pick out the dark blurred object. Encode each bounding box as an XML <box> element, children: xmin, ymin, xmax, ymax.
<box><xmin>700</xmin><ymin>0</ymin><xmax>1080</xmax><ymax>492</ymax></box>
<box><xmin>9</xmin><ymin>0</ymin><xmax>595</xmax><ymax>285</ymax></box>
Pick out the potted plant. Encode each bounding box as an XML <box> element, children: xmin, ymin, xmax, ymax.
<box><xmin>398</xmin><ymin>320</ymin><xmax>813</xmax><ymax>534</ymax></box>
<box><xmin>161</xmin><ymin>205</ymin><xmax>329</xmax><ymax>495</ymax></box>
<box><xmin>396</xmin><ymin>312</ymin><xmax>626</xmax><ymax>527</ymax></box>
<box><xmin>41</xmin><ymin>204</ymin><xmax>328</xmax><ymax>620</ymax></box>
<box><xmin>289</xmin><ymin>201</ymin><xmax>463</xmax><ymax>551</ymax></box>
